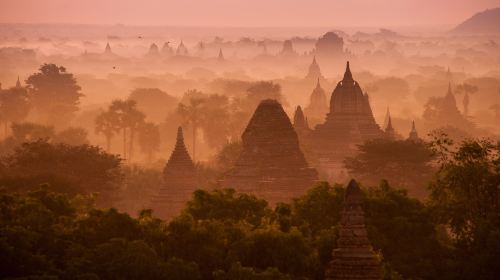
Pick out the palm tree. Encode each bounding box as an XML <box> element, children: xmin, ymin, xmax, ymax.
<box><xmin>95</xmin><ymin>110</ymin><xmax>120</xmax><ymax>152</ymax></box>
<box><xmin>138</xmin><ymin>122</ymin><xmax>160</xmax><ymax>163</ymax></box>
<box><xmin>456</xmin><ymin>83</ymin><xmax>478</xmax><ymax>116</ymax></box>
<box><xmin>107</xmin><ymin>100</ymin><xmax>145</xmax><ymax>161</ymax></box>
<box><xmin>178</xmin><ymin>94</ymin><xmax>205</xmax><ymax>162</ymax></box>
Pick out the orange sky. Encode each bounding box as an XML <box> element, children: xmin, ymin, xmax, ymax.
<box><xmin>0</xmin><ymin>0</ymin><xmax>499</xmax><ymax>27</ymax></box>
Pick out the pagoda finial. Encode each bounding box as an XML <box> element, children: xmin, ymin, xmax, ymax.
<box><xmin>316</xmin><ymin>77</ymin><xmax>321</xmax><ymax>88</ymax></box>
<box><xmin>386</xmin><ymin>115</ymin><xmax>393</xmax><ymax>130</ymax></box>
<box><xmin>176</xmin><ymin>126</ymin><xmax>184</xmax><ymax>144</ymax></box>
<box><xmin>218</xmin><ymin>48</ymin><xmax>224</xmax><ymax>60</ymax></box>
<box><xmin>312</xmin><ymin>55</ymin><xmax>317</xmax><ymax>64</ymax></box>
<box><xmin>343</xmin><ymin>61</ymin><xmax>353</xmax><ymax>81</ymax></box>
<box><xmin>16</xmin><ymin>76</ymin><xmax>21</xmax><ymax>88</ymax></box>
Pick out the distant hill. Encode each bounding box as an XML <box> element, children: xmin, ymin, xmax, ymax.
<box><xmin>452</xmin><ymin>7</ymin><xmax>500</xmax><ymax>34</ymax></box>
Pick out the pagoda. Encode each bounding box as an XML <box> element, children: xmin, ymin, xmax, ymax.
<box><xmin>408</xmin><ymin>120</ymin><xmax>420</xmax><ymax>141</ymax></box>
<box><xmin>305</xmin><ymin>56</ymin><xmax>326</xmax><ymax>82</ymax></box>
<box><xmin>218</xmin><ymin>48</ymin><xmax>225</xmax><ymax>61</ymax></box>
<box><xmin>304</xmin><ymin>78</ymin><xmax>329</xmax><ymax>126</ymax></box>
<box><xmin>147</xmin><ymin>43</ymin><xmax>160</xmax><ymax>57</ymax></box>
<box><xmin>151</xmin><ymin>127</ymin><xmax>197</xmax><ymax>219</ymax></box>
<box><xmin>293</xmin><ymin>105</ymin><xmax>311</xmax><ymax>138</ymax></box>
<box><xmin>224</xmin><ymin>99</ymin><xmax>318</xmax><ymax>203</ymax></box>
<box><xmin>280</xmin><ymin>40</ymin><xmax>297</xmax><ymax>57</ymax></box>
<box><xmin>325</xmin><ymin>179</ymin><xmax>382</xmax><ymax>280</ymax></box>
<box><xmin>176</xmin><ymin>41</ymin><xmax>189</xmax><ymax>56</ymax></box>
<box><xmin>308</xmin><ymin>62</ymin><xmax>383</xmax><ymax>170</ymax></box>
<box><xmin>104</xmin><ymin>42</ymin><xmax>112</xmax><ymax>54</ymax></box>
<box><xmin>384</xmin><ymin>114</ymin><xmax>396</xmax><ymax>140</ymax></box>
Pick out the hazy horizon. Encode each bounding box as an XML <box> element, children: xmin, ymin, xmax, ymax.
<box><xmin>1</xmin><ymin>0</ymin><xmax>498</xmax><ymax>27</ymax></box>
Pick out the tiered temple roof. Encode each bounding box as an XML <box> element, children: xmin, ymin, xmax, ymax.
<box><xmin>309</xmin><ymin>62</ymin><xmax>383</xmax><ymax>161</ymax></box>
<box><xmin>224</xmin><ymin>99</ymin><xmax>318</xmax><ymax>203</ymax></box>
<box><xmin>325</xmin><ymin>179</ymin><xmax>382</xmax><ymax>280</ymax></box>
<box><xmin>151</xmin><ymin>127</ymin><xmax>197</xmax><ymax>219</ymax></box>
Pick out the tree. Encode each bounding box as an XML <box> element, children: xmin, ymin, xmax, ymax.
<box><xmin>25</xmin><ymin>64</ymin><xmax>82</xmax><ymax>127</ymax></box>
<box><xmin>455</xmin><ymin>83</ymin><xmax>478</xmax><ymax>116</ymax></box>
<box><xmin>107</xmin><ymin>100</ymin><xmax>146</xmax><ymax>161</ymax></box>
<box><xmin>178</xmin><ymin>92</ymin><xmax>205</xmax><ymax>161</ymax></box>
<box><xmin>128</xmin><ymin>88</ymin><xmax>178</xmax><ymax>122</ymax></box>
<box><xmin>138</xmin><ymin>122</ymin><xmax>160</xmax><ymax>163</ymax></box>
<box><xmin>1</xmin><ymin>140</ymin><xmax>123</xmax><ymax>204</ymax></box>
<box><xmin>53</xmin><ymin>127</ymin><xmax>89</xmax><ymax>146</ymax></box>
<box><xmin>95</xmin><ymin>110</ymin><xmax>120</xmax><ymax>152</ymax></box>
<box><xmin>0</xmin><ymin>86</ymin><xmax>30</xmax><ymax>136</ymax></box>
<box><xmin>429</xmin><ymin>137</ymin><xmax>500</xmax><ymax>279</ymax></box>
<box><xmin>344</xmin><ymin>139</ymin><xmax>436</xmax><ymax>198</ymax></box>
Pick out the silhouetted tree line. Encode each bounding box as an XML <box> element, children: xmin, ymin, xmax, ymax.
<box><xmin>0</xmin><ymin>137</ymin><xmax>498</xmax><ymax>280</ymax></box>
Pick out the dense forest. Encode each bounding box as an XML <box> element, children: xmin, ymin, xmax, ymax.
<box><xmin>0</xmin><ymin>136</ymin><xmax>498</xmax><ymax>280</ymax></box>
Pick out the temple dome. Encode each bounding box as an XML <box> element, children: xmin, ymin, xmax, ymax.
<box><xmin>329</xmin><ymin>62</ymin><xmax>371</xmax><ymax>115</ymax></box>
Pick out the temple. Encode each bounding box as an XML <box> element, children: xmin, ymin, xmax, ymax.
<box><xmin>305</xmin><ymin>56</ymin><xmax>326</xmax><ymax>83</ymax></box>
<box><xmin>384</xmin><ymin>114</ymin><xmax>396</xmax><ymax>140</ymax></box>
<box><xmin>314</xmin><ymin>32</ymin><xmax>344</xmax><ymax>59</ymax></box>
<box><xmin>162</xmin><ymin>42</ymin><xmax>174</xmax><ymax>56</ymax></box>
<box><xmin>304</xmin><ymin>78</ymin><xmax>329</xmax><ymax>126</ymax></box>
<box><xmin>15</xmin><ymin>76</ymin><xmax>21</xmax><ymax>88</ymax></box>
<box><xmin>325</xmin><ymin>179</ymin><xmax>382</xmax><ymax>280</ymax></box>
<box><xmin>408</xmin><ymin>120</ymin><xmax>420</xmax><ymax>141</ymax></box>
<box><xmin>218</xmin><ymin>48</ymin><xmax>225</xmax><ymax>61</ymax></box>
<box><xmin>151</xmin><ymin>127</ymin><xmax>197</xmax><ymax>219</ymax></box>
<box><xmin>293</xmin><ymin>105</ymin><xmax>311</xmax><ymax>137</ymax></box>
<box><xmin>104</xmin><ymin>43</ymin><xmax>112</xmax><ymax>54</ymax></box>
<box><xmin>280</xmin><ymin>40</ymin><xmax>297</xmax><ymax>57</ymax></box>
<box><xmin>176</xmin><ymin>41</ymin><xmax>189</xmax><ymax>56</ymax></box>
<box><xmin>307</xmin><ymin>62</ymin><xmax>383</xmax><ymax>175</ymax></box>
<box><xmin>224</xmin><ymin>99</ymin><xmax>318</xmax><ymax>203</ymax></box>
<box><xmin>147</xmin><ymin>43</ymin><xmax>160</xmax><ymax>57</ymax></box>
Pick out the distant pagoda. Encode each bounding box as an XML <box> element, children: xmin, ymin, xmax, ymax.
<box><xmin>293</xmin><ymin>105</ymin><xmax>311</xmax><ymax>137</ymax></box>
<box><xmin>161</xmin><ymin>42</ymin><xmax>174</xmax><ymax>56</ymax></box>
<box><xmin>147</xmin><ymin>43</ymin><xmax>160</xmax><ymax>57</ymax></box>
<box><xmin>224</xmin><ymin>99</ymin><xmax>318</xmax><ymax>203</ymax></box>
<box><xmin>305</xmin><ymin>56</ymin><xmax>326</xmax><ymax>82</ymax></box>
<box><xmin>408</xmin><ymin>120</ymin><xmax>420</xmax><ymax>141</ymax></box>
<box><xmin>218</xmin><ymin>48</ymin><xmax>225</xmax><ymax>61</ymax></box>
<box><xmin>176</xmin><ymin>41</ymin><xmax>189</xmax><ymax>56</ymax></box>
<box><xmin>280</xmin><ymin>39</ymin><xmax>297</xmax><ymax>57</ymax></box>
<box><xmin>151</xmin><ymin>127</ymin><xmax>197</xmax><ymax>219</ymax></box>
<box><xmin>325</xmin><ymin>179</ymin><xmax>382</xmax><ymax>280</ymax></box>
<box><xmin>304</xmin><ymin>78</ymin><xmax>329</xmax><ymax>126</ymax></box>
<box><xmin>104</xmin><ymin>42</ymin><xmax>112</xmax><ymax>54</ymax></box>
<box><xmin>309</xmin><ymin>62</ymin><xmax>383</xmax><ymax>165</ymax></box>
<box><xmin>384</xmin><ymin>113</ymin><xmax>396</xmax><ymax>140</ymax></box>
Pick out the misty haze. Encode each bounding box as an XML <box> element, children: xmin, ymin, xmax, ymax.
<box><xmin>0</xmin><ymin>1</ymin><xmax>499</xmax><ymax>280</ymax></box>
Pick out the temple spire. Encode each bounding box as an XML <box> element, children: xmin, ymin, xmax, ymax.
<box><xmin>15</xmin><ymin>76</ymin><xmax>21</xmax><ymax>88</ymax></box>
<box><xmin>343</xmin><ymin>61</ymin><xmax>353</xmax><ymax>81</ymax></box>
<box><xmin>408</xmin><ymin>120</ymin><xmax>420</xmax><ymax>141</ymax></box>
<box><xmin>316</xmin><ymin>78</ymin><xmax>321</xmax><ymax>89</ymax></box>
<box><xmin>325</xmin><ymin>179</ymin><xmax>382</xmax><ymax>279</ymax></box>
<box><xmin>218</xmin><ymin>48</ymin><xmax>224</xmax><ymax>61</ymax></box>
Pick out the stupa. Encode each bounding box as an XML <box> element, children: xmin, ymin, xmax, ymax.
<box><xmin>224</xmin><ymin>99</ymin><xmax>318</xmax><ymax>203</ymax></box>
<box><xmin>325</xmin><ymin>179</ymin><xmax>382</xmax><ymax>280</ymax></box>
<box><xmin>151</xmin><ymin>127</ymin><xmax>197</xmax><ymax>219</ymax></box>
<box><xmin>293</xmin><ymin>105</ymin><xmax>311</xmax><ymax>138</ymax></box>
<box><xmin>408</xmin><ymin>120</ymin><xmax>420</xmax><ymax>141</ymax></box>
<box><xmin>304</xmin><ymin>78</ymin><xmax>329</xmax><ymax>126</ymax></box>
<box><xmin>305</xmin><ymin>56</ymin><xmax>326</xmax><ymax>82</ymax></box>
<box><xmin>147</xmin><ymin>43</ymin><xmax>160</xmax><ymax>57</ymax></box>
<box><xmin>280</xmin><ymin>40</ymin><xmax>297</xmax><ymax>57</ymax></box>
<box><xmin>384</xmin><ymin>114</ymin><xmax>396</xmax><ymax>140</ymax></box>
